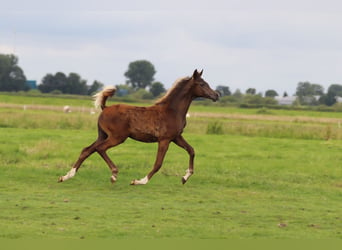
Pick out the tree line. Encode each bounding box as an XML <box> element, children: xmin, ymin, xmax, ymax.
<box><xmin>1</xmin><ymin>53</ymin><xmax>342</xmax><ymax>106</ymax></box>
<box><xmin>0</xmin><ymin>54</ymin><xmax>104</xmax><ymax>95</ymax></box>
<box><xmin>215</xmin><ymin>82</ymin><xmax>342</xmax><ymax>107</ymax></box>
<box><xmin>0</xmin><ymin>54</ymin><xmax>166</xmax><ymax>98</ymax></box>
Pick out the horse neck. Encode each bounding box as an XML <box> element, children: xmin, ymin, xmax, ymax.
<box><xmin>155</xmin><ymin>79</ymin><xmax>194</xmax><ymax>117</ymax></box>
<box><xmin>165</xmin><ymin>92</ymin><xmax>193</xmax><ymax>117</ymax></box>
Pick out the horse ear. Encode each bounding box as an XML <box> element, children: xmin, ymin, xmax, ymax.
<box><xmin>199</xmin><ymin>69</ymin><xmax>203</xmax><ymax>76</ymax></box>
<box><xmin>193</xmin><ymin>69</ymin><xmax>201</xmax><ymax>79</ymax></box>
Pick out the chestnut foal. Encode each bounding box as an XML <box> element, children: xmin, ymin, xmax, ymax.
<box><xmin>59</xmin><ymin>70</ymin><xmax>219</xmax><ymax>185</ymax></box>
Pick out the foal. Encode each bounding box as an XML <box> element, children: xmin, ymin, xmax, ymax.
<box><xmin>59</xmin><ymin>69</ymin><xmax>219</xmax><ymax>185</ymax></box>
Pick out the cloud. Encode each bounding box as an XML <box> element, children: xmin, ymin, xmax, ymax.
<box><xmin>1</xmin><ymin>1</ymin><xmax>342</xmax><ymax>95</ymax></box>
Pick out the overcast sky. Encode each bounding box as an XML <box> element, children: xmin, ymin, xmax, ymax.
<box><xmin>1</xmin><ymin>0</ymin><xmax>342</xmax><ymax>95</ymax></box>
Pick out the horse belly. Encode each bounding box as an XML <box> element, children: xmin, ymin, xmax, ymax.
<box><xmin>129</xmin><ymin>132</ymin><xmax>158</xmax><ymax>143</ymax></box>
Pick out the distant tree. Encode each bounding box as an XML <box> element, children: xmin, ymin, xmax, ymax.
<box><xmin>296</xmin><ymin>81</ymin><xmax>324</xmax><ymax>97</ymax></box>
<box><xmin>233</xmin><ymin>89</ymin><xmax>242</xmax><ymax>98</ymax></box>
<box><xmin>39</xmin><ymin>72</ymin><xmax>88</xmax><ymax>95</ymax></box>
<box><xmin>318</xmin><ymin>94</ymin><xmax>329</xmax><ymax>106</ymax></box>
<box><xmin>38</xmin><ymin>73</ymin><xmax>54</xmax><ymax>93</ymax></box>
<box><xmin>311</xmin><ymin>84</ymin><xmax>324</xmax><ymax>96</ymax></box>
<box><xmin>0</xmin><ymin>54</ymin><xmax>27</xmax><ymax>91</ymax></box>
<box><xmin>283</xmin><ymin>92</ymin><xmax>288</xmax><ymax>97</ymax></box>
<box><xmin>216</xmin><ymin>85</ymin><xmax>231</xmax><ymax>96</ymax></box>
<box><xmin>324</xmin><ymin>84</ymin><xmax>342</xmax><ymax>106</ymax></box>
<box><xmin>296</xmin><ymin>81</ymin><xmax>312</xmax><ymax>96</ymax></box>
<box><xmin>150</xmin><ymin>81</ymin><xmax>165</xmax><ymax>97</ymax></box>
<box><xmin>88</xmin><ymin>80</ymin><xmax>104</xmax><ymax>95</ymax></box>
<box><xmin>327</xmin><ymin>84</ymin><xmax>342</xmax><ymax>96</ymax></box>
<box><xmin>246</xmin><ymin>88</ymin><xmax>256</xmax><ymax>95</ymax></box>
<box><xmin>54</xmin><ymin>72</ymin><xmax>68</xmax><ymax>92</ymax></box>
<box><xmin>265</xmin><ymin>89</ymin><xmax>278</xmax><ymax>97</ymax></box>
<box><xmin>325</xmin><ymin>92</ymin><xmax>336</xmax><ymax>106</ymax></box>
<box><xmin>124</xmin><ymin>60</ymin><xmax>156</xmax><ymax>89</ymax></box>
<box><xmin>296</xmin><ymin>81</ymin><xmax>325</xmax><ymax>105</ymax></box>
<box><xmin>39</xmin><ymin>72</ymin><xmax>67</xmax><ymax>93</ymax></box>
<box><xmin>296</xmin><ymin>82</ymin><xmax>310</xmax><ymax>96</ymax></box>
<box><xmin>65</xmin><ymin>73</ymin><xmax>87</xmax><ymax>95</ymax></box>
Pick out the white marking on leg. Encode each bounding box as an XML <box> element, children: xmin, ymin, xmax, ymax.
<box><xmin>110</xmin><ymin>175</ymin><xmax>117</xmax><ymax>183</ymax></box>
<box><xmin>131</xmin><ymin>176</ymin><xmax>149</xmax><ymax>185</ymax></box>
<box><xmin>61</xmin><ymin>168</ymin><xmax>76</xmax><ymax>182</ymax></box>
<box><xmin>182</xmin><ymin>169</ymin><xmax>193</xmax><ymax>182</ymax></box>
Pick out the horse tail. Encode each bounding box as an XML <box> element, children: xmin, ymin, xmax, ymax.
<box><xmin>93</xmin><ymin>86</ymin><xmax>116</xmax><ymax>110</ymax></box>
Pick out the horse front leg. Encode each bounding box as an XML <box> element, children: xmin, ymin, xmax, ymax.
<box><xmin>173</xmin><ymin>135</ymin><xmax>195</xmax><ymax>184</ymax></box>
<box><xmin>96</xmin><ymin>136</ymin><xmax>126</xmax><ymax>183</ymax></box>
<box><xmin>131</xmin><ymin>140</ymin><xmax>170</xmax><ymax>185</ymax></box>
<box><xmin>97</xmin><ymin>150</ymin><xmax>119</xmax><ymax>183</ymax></box>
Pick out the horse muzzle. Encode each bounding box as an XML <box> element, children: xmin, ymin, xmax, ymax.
<box><xmin>210</xmin><ymin>91</ymin><xmax>220</xmax><ymax>102</ymax></box>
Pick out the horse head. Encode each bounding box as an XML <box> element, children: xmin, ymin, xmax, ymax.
<box><xmin>191</xmin><ymin>69</ymin><xmax>219</xmax><ymax>102</ymax></box>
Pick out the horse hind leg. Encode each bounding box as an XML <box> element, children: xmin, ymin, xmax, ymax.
<box><xmin>58</xmin><ymin>167</ymin><xmax>77</xmax><ymax>182</ymax></box>
<box><xmin>59</xmin><ymin>124</ymin><xmax>110</xmax><ymax>183</ymax></box>
<box><xmin>58</xmin><ymin>141</ymin><xmax>98</xmax><ymax>182</ymax></box>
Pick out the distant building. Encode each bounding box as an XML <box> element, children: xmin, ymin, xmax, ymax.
<box><xmin>300</xmin><ymin>95</ymin><xmax>321</xmax><ymax>105</ymax></box>
<box><xmin>274</xmin><ymin>96</ymin><xmax>297</xmax><ymax>105</ymax></box>
<box><xmin>116</xmin><ymin>88</ymin><xmax>129</xmax><ymax>96</ymax></box>
<box><xmin>25</xmin><ymin>80</ymin><xmax>37</xmax><ymax>89</ymax></box>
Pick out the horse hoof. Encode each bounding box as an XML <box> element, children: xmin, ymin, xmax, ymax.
<box><xmin>58</xmin><ymin>177</ymin><xmax>64</xmax><ymax>183</ymax></box>
<box><xmin>130</xmin><ymin>176</ymin><xmax>148</xmax><ymax>185</ymax></box>
<box><xmin>181</xmin><ymin>177</ymin><xmax>186</xmax><ymax>185</ymax></box>
<box><xmin>110</xmin><ymin>176</ymin><xmax>117</xmax><ymax>183</ymax></box>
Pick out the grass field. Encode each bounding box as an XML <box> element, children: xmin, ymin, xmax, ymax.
<box><xmin>0</xmin><ymin>94</ymin><xmax>342</xmax><ymax>239</ymax></box>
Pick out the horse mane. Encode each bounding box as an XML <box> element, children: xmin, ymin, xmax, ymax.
<box><xmin>155</xmin><ymin>76</ymin><xmax>191</xmax><ymax>105</ymax></box>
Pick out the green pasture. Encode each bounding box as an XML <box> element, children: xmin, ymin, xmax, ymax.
<box><xmin>0</xmin><ymin>94</ymin><xmax>341</xmax><ymax>239</ymax></box>
<box><xmin>0</xmin><ymin>92</ymin><xmax>147</xmax><ymax>108</ymax></box>
<box><xmin>2</xmin><ymin>107</ymin><xmax>342</xmax><ymax>140</ymax></box>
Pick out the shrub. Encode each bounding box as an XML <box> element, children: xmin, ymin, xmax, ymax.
<box><xmin>50</xmin><ymin>89</ymin><xmax>63</xmax><ymax>95</ymax></box>
<box><xmin>207</xmin><ymin>121</ymin><xmax>224</xmax><ymax>134</ymax></box>
<box><xmin>256</xmin><ymin>107</ymin><xmax>273</xmax><ymax>115</ymax></box>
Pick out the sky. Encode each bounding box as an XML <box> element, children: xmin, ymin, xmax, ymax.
<box><xmin>1</xmin><ymin>0</ymin><xmax>342</xmax><ymax>95</ymax></box>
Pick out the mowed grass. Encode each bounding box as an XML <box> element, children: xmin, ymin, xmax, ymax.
<box><xmin>0</xmin><ymin>94</ymin><xmax>342</xmax><ymax>239</ymax></box>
